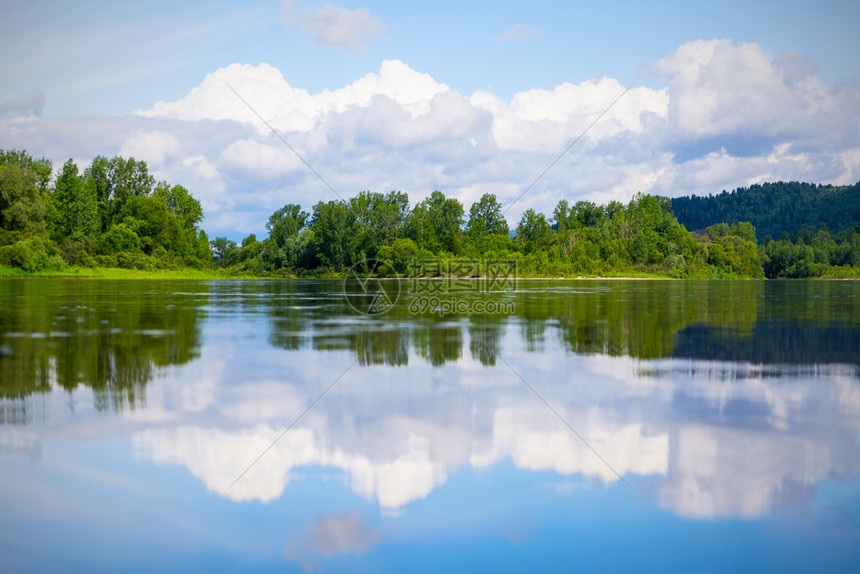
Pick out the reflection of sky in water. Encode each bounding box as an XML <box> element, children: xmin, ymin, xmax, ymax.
<box><xmin>1</xmin><ymin>280</ymin><xmax>859</xmax><ymax>572</ymax></box>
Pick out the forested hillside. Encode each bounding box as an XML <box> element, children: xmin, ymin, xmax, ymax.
<box><xmin>671</xmin><ymin>181</ymin><xmax>860</xmax><ymax>241</ymax></box>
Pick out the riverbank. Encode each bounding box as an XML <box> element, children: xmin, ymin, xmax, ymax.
<box><xmin>0</xmin><ymin>265</ymin><xmax>238</xmax><ymax>280</ymax></box>
<box><xmin>0</xmin><ymin>265</ymin><xmax>688</xmax><ymax>280</ymax></box>
<box><xmin>5</xmin><ymin>265</ymin><xmax>856</xmax><ymax>280</ymax></box>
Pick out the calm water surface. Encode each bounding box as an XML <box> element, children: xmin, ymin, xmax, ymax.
<box><xmin>1</xmin><ymin>279</ymin><xmax>859</xmax><ymax>572</ymax></box>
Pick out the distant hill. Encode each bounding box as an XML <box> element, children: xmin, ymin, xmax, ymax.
<box><xmin>671</xmin><ymin>181</ymin><xmax>860</xmax><ymax>241</ymax></box>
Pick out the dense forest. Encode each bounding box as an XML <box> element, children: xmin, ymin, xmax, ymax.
<box><xmin>211</xmin><ymin>191</ymin><xmax>765</xmax><ymax>279</ymax></box>
<box><xmin>2</xmin><ymin>148</ymin><xmax>859</xmax><ymax>279</ymax></box>
<box><xmin>672</xmin><ymin>181</ymin><xmax>860</xmax><ymax>241</ymax></box>
<box><xmin>0</xmin><ymin>149</ymin><xmax>210</xmax><ymax>272</ymax></box>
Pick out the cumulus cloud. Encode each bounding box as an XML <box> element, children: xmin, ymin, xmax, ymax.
<box><xmin>471</xmin><ymin>77</ymin><xmax>668</xmax><ymax>153</ymax></box>
<box><xmin>2</xmin><ymin>40</ymin><xmax>859</xmax><ymax>239</ymax></box>
<box><xmin>137</xmin><ymin>59</ymin><xmax>448</xmax><ymax>129</ymax></box>
<box><xmin>282</xmin><ymin>0</ymin><xmax>386</xmax><ymax>52</ymax></box>
<box><xmin>655</xmin><ymin>39</ymin><xmax>860</xmax><ymax>150</ymax></box>
<box><xmin>218</xmin><ymin>138</ymin><xmax>304</xmax><ymax>178</ymax></box>
<box><xmin>496</xmin><ymin>24</ymin><xmax>538</xmax><ymax>44</ymax></box>
<box><xmin>0</xmin><ymin>88</ymin><xmax>45</xmax><ymax>116</ymax></box>
<box><xmin>118</xmin><ymin>130</ymin><xmax>181</xmax><ymax>167</ymax></box>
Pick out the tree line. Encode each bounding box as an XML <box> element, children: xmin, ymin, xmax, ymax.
<box><xmin>2</xmin><ymin>148</ymin><xmax>859</xmax><ymax>278</ymax></box>
<box><xmin>216</xmin><ymin>190</ymin><xmax>765</xmax><ymax>278</ymax></box>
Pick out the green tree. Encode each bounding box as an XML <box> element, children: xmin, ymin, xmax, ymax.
<box><xmin>86</xmin><ymin>155</ymin><xmax>154</xmax><ymax>231</ymax></box>
<box><xmin>0</xmin><ymin>149</ymin><xmax>52</xmax><ymax>193</ymax></box>
<box><xmin>572</xmin><ymin>200</ymin><xmax>603</xmax><ymax>228</ymax></box>
<box><xmin>349</xmin><ymin>190</ymin><xmax>410</xmax><ymax>250</ymax></box>
<box><xmin>552</xmin><ymin>199</ymin><xmax>569</xmax><ymax>234</ymax></box>
<box><xmin>467</xmin><ymin>193</ymin><xmax>509</xmax><ymax>239</ymax></box>
<box><xmin>53</xmin><ymin>159</ymin><xmax>98</xmax><ymax>241</ymax></box>
<box><xmin>153</xmin><ymin>183</ymin><xmax>203</xmax><ymax>229</ymax></box>
<box><xmin>210</xmin><ymin>236</ymin><xmax>237</xmax><ymax>269</ymax></box>
<box><xmin>515</xmin><ymin>208</ymin><xmax>554</xmax><ymax>253</ymax></box>
<box><xmin>262</xmin><ymin>203</ymin><xmax>311</xmax><ymax>270</ymax></box>
<box><xmin>310</xmin><ymin>200</ymin><xmax>358</xmax><ymax>270</ymax></box>
<box><xmin>408</xmin><ymin>190</ymin><xmax>464</xmax><ymax>254</ymax></box>
<box><xmin>99</xmin><ymin>223</ymin><xmax>141</xmax><ymax>255</ymax></box>
<box><xmin>0</xmin><ymin>164</ymin><xmax>45</xmax><ymax>235</ymax></box>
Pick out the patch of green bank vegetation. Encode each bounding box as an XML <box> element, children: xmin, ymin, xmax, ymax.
<box><xmin>0</xmin><ymin>265</ymin><xmax>239</xmax><ymax>279</ymax></box>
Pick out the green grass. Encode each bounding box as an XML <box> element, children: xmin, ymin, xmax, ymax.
<box><xmin>0</xmin><ymin>265</ymin><xmax>255</xmax><ymax>279</ymax></box>
<box><xmin>3</xmin><ymin>264</ymin><xmax>856</xmax><ymax>281</ymax></box>
<box><xmin>0</xmin><ymin>265</ymin><xmax>676</xmax><ymax>280</ymax></box>
<box><xmin>820</xmin><ymin>266</ymin><xmax>860</xmax><ymax>279</ymax></box>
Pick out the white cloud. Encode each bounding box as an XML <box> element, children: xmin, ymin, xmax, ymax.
<box><xmin>282</xmin><ymin>1</ymin><xmax>386</xmax><ymax>52</ymax></box>
<box><xmin>218</xmin><ymin>138</ymin><xmax>304</xmax><ymax>178</ymax></box>
<box><xmin>118</xmin><ymin>130</ymin><xmax>181</xmax><ymax>167</ymax></box>
<box><xmin>3</xmin><ymin>40</ymin><xmax>859</xmax><ymax>239</ymax></box>
<box><xmin>471</xmin><ymin>77</ymin><xmax>668</xmax><ymax>153</ymax></box>
<box><xmin>655</xmin><ymin>39</ymin><xmax>860</xmax><ymax>147</ymax></box>
<box><xmin>137</xmin><ymin>59</ymin><xmax>448</xmax><ymax>130</ymax></box>
<box><xmin>496</xmin><ymin>24</ymin><xmax>539</xmax><ymax>44</ymax></box>
<box><xmin>175</xmin><ymin>155</ymin><xmax>231</xmax><ymax>213</ymax></box>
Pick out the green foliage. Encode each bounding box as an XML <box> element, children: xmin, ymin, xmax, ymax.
<box><xmin>53</xmin><ymin>159</ymin><xmax>99</xmax><ymax>243</ymax></box>
<box><xmin>516</xmin><ymin>208</ymin><xmax>553</xmax><ymax>253</ymax></box>
<box><xmin>0</xmin><ymin>236</ymin><xmax>65</xmax><ymax>272</ymax></box>
<box><xmin>0</xmin><ymin>148</ymin><xmax>212</xmax><ymax>272</ymax></box>
<box><xmin>0</xmin><ymin>149</ymin><xmax>52</xmax><ymax>192</ymax></box>
<box><xmin>310</xmin><ymin>200</ymin><xmax>359</xmax><ymax>270</ymax></box>
<box><xmin>260</xmin><ymin>203</ymin><xmax>312</xmax><ymax>271</ymax></box>
<box><xmin>0</xmin><ymin>164</ymin><xmax>46</xmax><ymax>234</ymax></box>
<box><xmin>378</xmin><ymin>237</ymin><xmax>420</xmax><ymax>274</ymax></box>
<box><xmin>210</xmin><ymin>236</ymin><xmax>237</xmax><ymax>269</ymax></box>
<box><xmin>153</xmin><ymin>183</ymin><xmax>203</xmax><ymax>229</ymax></box>
<box><xmin>4</xmin><ymin>148</ymin><xmax>858</xmax><ymax>279</ymax></box>
<box><xmin>99</xmin><ymin>223</ymin><xmax>141</xmax><ymax>255</ymax></box>
<box><xmin>86</xmin><ymin>155</ymin><xmax>155</xmax><ymax>232</ymax></box>
<box><xmin>468</xmin><ymin>193</ymin><xmax>508</xmax><ymax>239</ymax></box>
<box><xmin>693</xmin><ymin>222</ymin><xmax>765</xmax><ymax>278</ymax></box>
<box><xmin>408</xmin><ymin>191</ymin><xmax>464</xmax><ymax>254</ymax></box>
<box><xmin>231</xmin><ymin>190</ymin><xmax>770</xmax><ymax>279</ymax></box>
<box><xmin>762</xmin><ymin>225</ymin><xmax>860</xmax><ymax>278</ymax></box>
<box><xmin>673</xmin><ymin>181</ymin><xmax>860</xmax><ymax>240</ymax></box>
<box><xmin>350</xmin><ymin>190</ymin><xmax>410</xmax><ymax>249</ymax></box>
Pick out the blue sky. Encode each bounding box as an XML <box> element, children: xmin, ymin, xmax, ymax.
<box><xmin>2</xmin><ymin>0</ymin><xmax>859</xmax><ymax>239</ymax></box>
